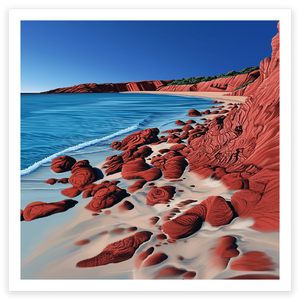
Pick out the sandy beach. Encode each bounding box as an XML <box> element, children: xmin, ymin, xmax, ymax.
<box><xmin>20</xmin><ymin>88</ymin><xmax>279</xmax><ymax>280</ymax></box>
<box><xmin>21</xmin><ymin>133</ymin><xmax>279</xmax><ymax>280</ymax></box>
<box><xmin>121</xmin><ymin>91</ymin><xmax>247</xmax><ymax>104</ymax></box>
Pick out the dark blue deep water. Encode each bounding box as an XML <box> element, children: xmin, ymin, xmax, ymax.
<box><xmin>21</xmin><ymin>93</ymin><xmax>213</xmax><ymax>175</ymax></box>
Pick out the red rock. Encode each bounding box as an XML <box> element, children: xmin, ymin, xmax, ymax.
<box><xmin>44</xmin><ymin>178</ymin><xmax>57</xmax><ymax>185</ymax></box>
<box><xmin>61</xmin><ymin>186</ymin><xmax>82</xmax><ymax>198</ymax></box>
<box><xmin>110</xmin><ymin>128</ymin><xmax>159</xmax><ymax>151</ymax></box>
<box><xmin>169</xmin><ymin>144</ymin><xmax>186</xmax><ymax>152</ymax></box>
<box><xmin>163</xmin><ymin>156</ymin><xmax>188</xmax><ymax>179</ymax></box>
<box><xmin>156</xmin><ymin>233</ymin><xmax>167</xmax><ymax>241</ymax></box>
<box><xmin>57</xmin><ymin>178</ymin><xmax>69</xmax><ymax>184</ymax></box>
<box><xmin>186</xmin><ymin>120</ymin><xmax>196</xmax><ymax>124</ymax></box>
<box><xmin>118</xmin><ymin>200</ymin><xmax>134</xmax><ymax>212</ymax></box>
<box><xmin>146</xmin><ymin>185</ymin><xmax>176</xmax><ymax>206</ymax></box>
<box><xmin>162</xmin><ymin>196</ymin><xmax>234</xmax><ymax>239</ymax></box>
<box><xmin>162</xmin><ymin>128</ymin><xmax>183</xmax><ymax>134</ymax></box>
<box><xmin>231</xmin><ymin>251</ymin><xmax>276</xmax><ymax>271</ymax></box>
<box><xmin>51</xmin><ymin>155</ymin><xmax>76</xmax><ymax>173</ymax></box>
<box><xmin>22</xmin><ymin>199</ymin><xmax>78</xmax><ymax>221</ymax></box>
<box><xmin>143</xmin><ymin>252</ymin><xmax>168</xmax><ymax>267</ymax></box>
<box><xmin>179</xmin><ymin>131</ymin><xmax>189</xmax><ymax>140</ymax></box>
<box><xmin>211</xmin><ymin>236</ymin><xmax>239</xmax><ymax>270</ymax></box>
<box><xmin>221</xmin><ymin>173</ymin><xmax>249</xmax><ymax>190</ymax></box>
<box><xmin>141</xmin><ymin>167</ymin><xmax>162</xmax><ymax>181</ymax></box>
<box><xmin>211</xmin><ymin>110</ymin><xmax>219</xmax><ymax>114</ymax></box>
<box><xmin>121</xmin><ymin>158</ymin><xmax>162</xmax><ymax>182</ymax></box>
<box><xmin>149</xmin><ymin>216</ymin><xmax>160</xmax><ymax>226</ymax></box>
<box><xmin>153</xmin><ymin>267</ymin><xmax>187</xmax><ymax>279</ymax></box>
<box><xmin>212</xmin><ymin>167</ymin><xmax>227</xmax><ymax>180</ymax></box>
<box><xmin>185</xmin><ymin>24</ymin><xmax>280</xmax><ymax>231</ymax></box>
<box><xmin>158</xmin><ymin>148</ymin><xmax>170</xmax><ymax>154</ymax></box>
<box><xmin>128</xmin><ymin>179</ymin><xmax>147</xmax><ymax>193</ymax></box>
<box><xmin>181</xmin><ymin>124</ymin><xmax>193</xmax><ymax>131</ymax></box>
<box><xmin>202</xmin><ymin>196</ymin><xmax>234</xmax><ymax>227</ymax></box>
<box><xmin>134</xmin><ymin>246</ymin><xmax>154</xmax><ymax>269</ymax></box>
<box><xmin>183</xmin><ymin>271</ymin><xmax>196</xmax><ymax>279</ymax></box>
<box><xmin>104</xmin><ymin>210</ymin><xmax>111</xmax><ymax>215</ymax></box>
<box><xmin>175</xmin><ymin>120</ymin><xmax>185</xmax><ymax>126</ymax></box>
<box><xmin>166</xmin><ymin>133</ymin><xmax>182</xmax><ymax>144</ymax></box>
<box><xmin>99</xmin><ymin>231</ymin><xmax>108</xmax><ymax>235</ymax></box>
<box><xmin>178</xmin><ymin>256</ymin><xmax>184</xmax><ymax>261</ymax></box>
<box><xmin>75</xmin><ymin>239</ymin><xmax>90</xmax><ymax>246</ymax></box>
<box><xmin>71</xmin><ymin>160</ymin><xmax>90</xmax><ymax>173</ymax></box>
<box><xmin>111</xmin><ymin>228</ymin><xmax>124</xmax><ymax>233</ymax></box>
<box><xmin>121</xmin><ymin>145</ymin><xmax>153</xmax><ymax>163</ymax></box>
<box><xmin>42</xmin><ymin>80</ymin><xmax>173</xmax><ymax>94</ymax></box>
<box><xmin>102</xmin><ymin>155</ymin><xmax>123</xmax><ymax>175</ymax></box>
<box><xmin>188</xmin><ymin>109</ymin><xmax>201</xmax><ymax>117</ymax></box>
<box><xmin>85</xmin><ymin>181</ymin><xmax>129</xmax><ymax>213</ymax></box>
<box><xmin>76</xmin><ymin>231</ymin><xmax>153</xmax><ymax>267</ymax></box>
<box><xmin>230</xmin><ymin>189</ymin><xmax>262</xmax><ymax>218</ymax></box>
<box><xmin>82</xmin><ymin>188</ymin><xmax>93</xmax><ymax>199</ymax></box>
<box><xmin>152</xmin><ymin>153</ymin><xmax>188</xmax><ymax>180</ymax></box>
<box><xmin>162</xmin><ymin>205</ymin><xmax>205</xmax><ymax>239</ymax></box>
<box><xmin>127</xmin><ymin>226</ymin><xmax>137</xmax><ymax>232</ymax></box>
<box><xmin>204</xmin><ymin>110</ymin><xmax>211</xmax><ymax>115</ymax></box>
<box><xmin>219</xmin><ymin>109</ymin><xmax>229</xmax><ymax>114</ymax></box>
<box><xmin>177</xmin><ymin>199</ymin><xmax>197</xmax><ymax>208</ymax></box>
<box><xmin>69</xmin><ymin>167</ymin><xmax>97</xmax><ymax>189</ymax></box>
<box><xmin>226</xmin><ymin>274</ymin><xmax>279</xmax><ymax>280</ymax></box>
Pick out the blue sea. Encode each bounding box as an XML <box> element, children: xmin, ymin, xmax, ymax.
<box><xmin>21</xmin><ymin>93</ymin><xmax>213</xmax><ymax>174</ymax></box>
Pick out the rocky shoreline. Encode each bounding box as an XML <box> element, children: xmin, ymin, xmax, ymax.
<box><xmin>21</xmin><ymin>22</ymin><xmax>280</xmax><ymax>280</ymax></box>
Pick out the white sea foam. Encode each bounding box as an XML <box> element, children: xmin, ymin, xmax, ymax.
<box><xmin>20</xmin><ymin>124</ymin><xmax>138</xmax><ymax>176</ymax></box>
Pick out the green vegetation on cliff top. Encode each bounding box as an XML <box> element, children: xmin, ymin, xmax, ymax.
<box><xmin>167</xmin><ymin>66</ymin><xmax>259</xmax><ymax>86</ymax></box>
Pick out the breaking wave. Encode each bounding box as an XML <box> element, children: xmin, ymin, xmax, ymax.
<box><xmin>21</xmin><ymin>124</ymin><xmax>139</xmax><ymax>176</ymax></box>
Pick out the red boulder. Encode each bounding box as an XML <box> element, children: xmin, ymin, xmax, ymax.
<box><xmin>188</xmin><ymin>109</ymin><xmax>201</xmax><ymax>117</ymax></box>
<box><xmin>85</xmin><ymin>181</ymin><xmax>129</xmax><ymax>213</ymax></box>
<box><xmin>51</xmin><ymin>155</ymin><xmax>76</xmax><ymax>173</ymax></box>
<box><xmin>146</xmin><ymin>185</ymin><xmax>176</xmax><ymax>206</ymax></box>
<box><xmin>22</xmin><ymin>199</ymin><xmax>78</xmax><ymax>221</ymax></box>
<box><xmin>110</xmin><ymin>128</ymin><xmax>159</xmax><ymax>151</ymax></box>
<box><xmin>230</xmin><ymin>251</ymin><xmax>276</xmax><ymax>271</ymax></box>
<box><xmin>76</xmin><ymin>231</ymin><xmax>153</xmax><ymax>267</ymax></box>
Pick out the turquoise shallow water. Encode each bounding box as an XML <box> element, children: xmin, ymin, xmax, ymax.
<box><xmin>21</xmin><ymin>92</ymin><xmax>213</xmax><ymax>174</ymax></box>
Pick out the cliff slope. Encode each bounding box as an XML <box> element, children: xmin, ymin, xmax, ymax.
<box><xmin>157</xmin><ymin>70</ymin><xmax>260</xmax><ymax>93</ymax></box>
<box><xmin>42</xmin><ymin>80</ymin><xmax>174</xmax><ymax>94</ymax></box>
<box><xmin>186</xmin><ymin>22</ymin><xmax>280</xmax><ymax>231</ymax></box>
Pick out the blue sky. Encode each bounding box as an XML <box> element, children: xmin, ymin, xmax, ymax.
<box><xmin>21</xmin><ymin>20</ymin><xmax>278</xmax><ymax>93</ymax></box>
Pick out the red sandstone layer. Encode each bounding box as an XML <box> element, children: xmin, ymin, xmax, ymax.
<box><xmin>41</xmin><ymin>80</ymin><xmax>174</xmax><ymax>93</ymax></box>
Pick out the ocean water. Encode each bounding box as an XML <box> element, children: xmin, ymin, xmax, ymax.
<box><xmin>21</xmin><ymin>93</ymin><xmax>212</xmax><ymax>174</ymax></box>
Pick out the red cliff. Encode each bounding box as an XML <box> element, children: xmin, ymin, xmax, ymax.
<box><xmin>185</xmin><ymin>22</ymin><xmax>280</xmax><ymax>231</ymax></box>
<box><xmin>42</xmin><ymin>80</ymin><xmax>174</xmax><ymax>93</ymax></box>
<box><xmin>157</xmin><ymin>71</ymin><xmax>260</xmax><ymax>93</ymax></box>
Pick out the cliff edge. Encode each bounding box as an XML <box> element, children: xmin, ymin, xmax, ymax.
<box><xmin>186</xmin><ymin>22</ymin><xmax>280</xmax><ymax>231</ymax></box>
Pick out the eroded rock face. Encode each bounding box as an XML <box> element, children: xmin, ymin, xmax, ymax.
<box><xmin>185</xmin><ymin>23</ymin><xmax>280</xmax><ymax>231</ymax></box>
<box><xmin>42</xmin><ymin>80</ymin><xmax>174</xmax><ymax>94</ymax></box>
<box><xmin>76</xmin><ymin>231</ymin><xmax>152</xmax><ymax>267</ymax></box>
